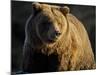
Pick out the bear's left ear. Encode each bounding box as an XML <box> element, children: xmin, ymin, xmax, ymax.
<box><xmin>60</xmin><ymin>6</ymin><xmax>70</xmax><ymax>16</ymax></box>
<box><xmin>51</xmin><ymin>5</ymin><xmax>70</xmax><ymax>16</ymax></box>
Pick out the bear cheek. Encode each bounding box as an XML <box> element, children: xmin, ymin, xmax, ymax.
<box><xmin>47</xmin><ymin>28</ymin><xmax>54</xmax><ymax>38</ymax></box>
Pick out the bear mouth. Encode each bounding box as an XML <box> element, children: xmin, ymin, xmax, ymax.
<box><xmin>48</xmin><ymin>39</ymin><xmax>57</xmax><ymax>43</ymax></box>
<box><xmin>47</xmin><ymin>36</ymin><xmax>58</xmax><ymax>43</ymax></box>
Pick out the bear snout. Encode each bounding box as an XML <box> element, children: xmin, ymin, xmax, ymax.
<box><xmin>55</xmin><ymin>30</ymin><xmax>61</xmax><ymax>36</ymax></box>
<box><xmin>48</xmin><ymin>30</ymin><xmax>61</xmax><ymax>42</ymax></box>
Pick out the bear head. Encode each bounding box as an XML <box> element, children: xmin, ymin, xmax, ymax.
<box><xmin>32</xmin><ymin>3</ymin><xmax>70</xmax><ymax>46</ymax></box>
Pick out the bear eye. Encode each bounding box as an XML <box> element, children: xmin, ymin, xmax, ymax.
<box><xmin>41</xmin><ymin>21</ymin><xmax>51</xmax><ymax>30</ymax></box>
<box><xmin>42</xmin><ymin>21</ymin><xmax>51</xmax><ymax>25</ymax></box>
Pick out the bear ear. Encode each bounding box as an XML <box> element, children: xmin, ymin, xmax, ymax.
<box><xmin>32</xmin><ymin>3</ymin><xmax>42</xmax><ymax>17</ymax></box>
<box><xmin>32</xmin><ymin>2</ymin><xmax>41</xmax><ymax>11</ymax></box>
<box><xmin>51</xmin><ymin>5</ymin><xmax>70</xmax><ymax>16</ymax></box>
<box><xmin>60</xmin><ymin>6</ymin><xmax>70</xmax><ymax>16</ymax></box>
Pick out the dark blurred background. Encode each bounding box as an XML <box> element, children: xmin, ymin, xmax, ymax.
<box><xmin>11</xmin><ymin>1</ymin><xmax>96</xmax><ymax>72</ymax></box>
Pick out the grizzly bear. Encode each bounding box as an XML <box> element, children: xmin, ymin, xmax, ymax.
<box><xmin>22</xmin><ymin>3</ymin><xmax>95</xmax><ymax>73</ymax></box>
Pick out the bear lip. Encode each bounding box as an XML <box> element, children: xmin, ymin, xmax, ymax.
<box><xmin>47</xmin><ymin>36</ymin><xmax>58</xmax><ymax>43</ymax></box>
<box><xmin>48</xmin><ymin>39</ymin><xmax>56</xmax><ymax>43</ymax></box>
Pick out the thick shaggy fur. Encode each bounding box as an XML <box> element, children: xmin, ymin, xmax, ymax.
<box><xmin>22</xmin><ymin>3</ymin><xmax>95</xmax><ymax>73</ymax></box>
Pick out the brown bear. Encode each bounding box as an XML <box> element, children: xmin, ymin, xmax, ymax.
<box><xmin>22</xmin><ymin>3</ymin><xmax>95</xmax><ymax>73</ymax></box>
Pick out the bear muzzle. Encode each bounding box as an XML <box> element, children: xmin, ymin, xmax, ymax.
<box><xmin>48</xmin><ymin>30</ymin><xmax>61</xmax><ymax>42</ymax></box>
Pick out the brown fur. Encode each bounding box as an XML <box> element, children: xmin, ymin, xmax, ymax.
<box><xmin>22</xmin><ymin>3</ymin><xmax>95</xmax><ymax>73</ymax></box>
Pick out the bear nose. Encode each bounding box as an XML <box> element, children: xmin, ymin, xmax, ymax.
<box><xmin>55</xmin><ymin>31</ymin><xmax>61</xmax><ymax>36</ymax></box>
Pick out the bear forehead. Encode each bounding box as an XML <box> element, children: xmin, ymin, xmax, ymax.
<box><xmin>38</xmin><ymin>5</ymin><xmax>66</xmax><ymax>23</ymax></box>
<box><xmin>33</xmin><ymin>3</ymin><xmax>70</xmax><ymax>15</ymax></box>
<box><xmin>34</xmin><ymin>3</ymin><xmax>63</xmax><ymax>16</ymax></box>
<box><xmin>37</xmin><ymin>3</ymin><xmax>59</xmax><ymax>11</ymax></box>
<box><xmin>33</xmin><ymin>3</ymin><xmax>68</xmax><ymax>28</ymax></box>
<box><xmin>37</xmin><ymin>10</ymin><xmax>66</xmax><ymax>29</ymax></box>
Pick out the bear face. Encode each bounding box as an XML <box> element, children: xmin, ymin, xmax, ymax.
<box><xmin>32</xmin><ymin>3</ymin><xmax>69</xmax><ymax>46</ymax></box>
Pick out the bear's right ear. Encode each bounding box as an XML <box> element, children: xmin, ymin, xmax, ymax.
<box><xmin>32</xmin><ymin>3</ymin><xmax>41</xmax><ymax>16</ymax></box>
<box><xmin>32</xmin><ymin>3</ymin><xmax>41</xmax><ymax>11</ymax></box>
